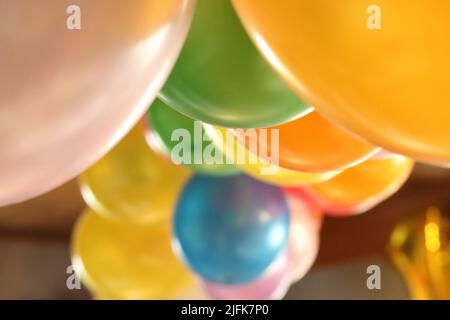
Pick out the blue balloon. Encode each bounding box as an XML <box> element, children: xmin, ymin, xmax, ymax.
<box><xmin>173</xmin><ymin>174</ymin><xmax>290</xmax><ymax>285</ymax></box>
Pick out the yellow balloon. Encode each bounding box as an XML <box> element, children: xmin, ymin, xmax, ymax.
<box><xmin>72</xmin><ymin>209</ymin><xmax>195</xmax><ymax>300</ymax></box>
<box><xmin>79</xmin><ymin>125</ymin><xmax>190</xmax><ymax>224</ymax></box>
<box><xmin>203</xmin><ymin>124</ymin><xmax>339</xmax><ymax>186</ymax></box>
<box><xmin>233</xmin><ymin>0</ymin><xmax>450</xmax><ymax>165</ymax></box>
<box><xmin>388</xmin><ymin>207</ymin><xmax>450</xmax><ymax>300</ymax></box>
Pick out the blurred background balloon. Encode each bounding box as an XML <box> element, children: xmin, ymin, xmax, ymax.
<box><xmin>305</xmin><ymin>156</ymin><xmax>414</xmax><ymax>216</ymax></box>
<box><xmin>160</xmin><ymin>0</ymin><xmax>310</xmax><ymax>128</ymax></box>
<box><xmin>201</xmin><ymin>249</ymin><xmax>290</xmax><ymax>300</ymax></box>
<box><xmin>234</xmin><ymin>111</ymin><xmax>378</xmax><ymax>173</ymax></box>
<box><xmin>204</xmin><ymin>124</ymin><xmax>339</xmax><ymax>186</ymax></box>
<box><xmin>388</xmin><ymin>206</ymin><xmax>450</xmax><ymax>300</ymax></box>
<box><xmin>283</xmin><ymin>188</ymin><xmax>322</xmax><ymax>282</ymax></box>
<box><xmin>145</xmin><ymin>99</ymin><xmax>239</xmax><ymax>176</ymax></box>
<box><xmin>173</xmin><ymin>174</ymin><xmax>290</xmax><ymax>284</ymax></box>
<box><xmin>72</xmin><ymin>209</ymin><xmax>195</xmax><ymax>299</ymax></box>
<box><xmin>0</xmin><ymin>0</ymin><xmax>195</xmax><ymax>206</ymax></box>
<box><xmin>79</xmin><ymin>125</ymin><xmax>190</xmax><ymax>224</ymax></box>
<box><xmin>233</xmin><ymin>0</ymin><xmax>450</xmax><ymax>165</ymax></box>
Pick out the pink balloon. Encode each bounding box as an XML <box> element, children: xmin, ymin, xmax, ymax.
<box><xmin>0</xmin><ymin>0</ymin><xmax>195</xmax><ymax>206</ymax></box>
<box><xmin>283</xmin><ymin>188</ymin><xmax>322</xmax><ymax>283</ymax></box>
<box><xmin>201</xmin><ymin>250</ymin><xmax>291</xmax><ymax>300</ymax></box>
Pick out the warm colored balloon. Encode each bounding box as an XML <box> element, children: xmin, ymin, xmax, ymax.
<box><xmin>201</xmin><ymin>250</ymin><xmax>290</xmax><ymax>300</ymax></box>
<box><xmin>388</xmin><ymin>207</ymin><xmax>450</xmax><ymax>300</ymax></box>
<box><xmin>283</xmin><ymin>188</ymin><xmax>322</xmax><ymax>282</ymax></box>
<box><xmin>145</xmin><ymin>99</ymin><xmax>239</xmax><ymax>176</ymax></box>
<box><xmin>305</xmin><ymin>156</ymin><xmax>414</xmax><ymax>215</ymax></box>
<box><xmin>72</xmin><ymin>209</ymin><xmax>195</xmax><ymax>300</ymax></box>
<box><xmin>0</xmin><ymin>0</ymin><xmax>195</xmax><ymax>206</ymax></box>
<box><xmin>79</xmin><ymin>125</ymin><xmax>191</xmax><ymax>224</ymax></box>
<box><xmin>173</xmin><ymin>174</ymin><xmax>290</xmax><ymax>285</ymax></box>
<box><xmin>160</xmin><ymin>0</ymin><xmax>310</xmax><ymax>128</ymax></box>
<box><xmin>233</xmin><ymin>0</ymin><xmax>450</xmax><ymax>165</ymax></box>
<box><xmin>204</xmin><ymin>124</ymin><xmax>339</xmax><ymax>186</ymax></box>
<box><xmin>234</xmin><ymin>111</ymin><xmax>378</xmax><ymax>173</ymax></box>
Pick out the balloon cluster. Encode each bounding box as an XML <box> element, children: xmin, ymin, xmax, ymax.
<box><xmin>3</xmin><ymin>0</ymin><xmax>448</xmax><ymax>299</ymax></box>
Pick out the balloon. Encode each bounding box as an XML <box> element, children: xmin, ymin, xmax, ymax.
<box><xmin>204</xmin><ymin>124</ymin><xmax>339</xmax><ymax>186</ymax></box>
<box><xmin>0</xmin><ymin>0</ymin><xmax>195</xmax><ymax>206</ymax></box>
<box><xmin>79</xmin><ymin>125</ymin><xmax>190</xmax><ymax>224</ymax></box>
<box><xmin>234</xmin><ymin>111</ymin><xmax>378</xmax><ymax>173</ymax></box>
<box><xmin>305</xmin><ymin>156</ymin><xmax>414</xmax><ymax>215</ymax></box>
<box><xmin>173</xmin><ymin>174</ymin><xmax>290</xmax><ymax>284</ymax></box>
<box><xmin>201</xmin><ymin>249</ymin><xmax>290</xmax><ymax>300</ymax></box>
<box><xmin>160</xmin><ymin>0</ymin><xmax>310</xmax><ymax>128</ymax></box>
<box><xmin>233</xmin><ymin>0</ymin><xmax>450</xmax><ymax>165</ymax></box>
<box><xmin>388</xmin><ymin>207</ymin><xmax>450</xmax><ymax>300</ymax></box>
<box><xmin>71</xmin><ymin>209</ymin><xmax>195</xmax><ymax>300</ymax></box>
<box><xmin>283</xmin><ymin>188</ymin><xmax>322</xmax><ymax>282</ymax></box>
<box><xmin>145</xmin><ymin>99</ymin><xmax>239</xmax><ymax>176</ymax></box>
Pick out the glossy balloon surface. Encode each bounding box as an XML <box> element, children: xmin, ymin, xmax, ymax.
<box><xmin>0</xmin><ymin>0</ymin><xmax>195</xmax><ymax>206</ymax></box>
<box><xmin>201</xmin><ymin>250</ymin><xmax>290</xmax><ymax>300</ymax></box>
<box><xmin>233</xmin><ymin>0</ymin><xmax>450</xmax><ymax>164</ymax></box>
<box><xmin>234</xmin><ymin>111</ymin><xmax>377</xmax><ymax>173</ymax></box>
<box><xmin>306</xmin><ymin>156</ymin><xmax>414</xmax><ymax>215</ymax></box>
<box><xmin>283</xmin><ymin>188</ymin><xmax>322</xmax><ymax>282</ymax></box>
<box><xmin>204</xmin><ymin>124</ymin><xmax>339</xmax><ymax>186</ymax></box>
<box><xmin>72</xmin><ymin>209</ymin><xmax>195</xmax><ymax>299</ymax></box>
<box><xmin>173</xmin><ymin>174</ymin><xmax>290</xmax><ymax>284</ymax></box>
<box><xmin>80</xmin><ymin>125</ymin><xmax>190</xmax><ymax>224</ymax></box>
<box><xmin>160</xmin><ymin>0</ymin><xmax>310</xmax><ymax>128</ymax></box>
<box><xmin>146</xmin><ymin>99</ymin><xmax>239</xmax><ymax>176</ymax></box>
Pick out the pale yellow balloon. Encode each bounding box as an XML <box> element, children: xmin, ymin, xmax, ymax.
<box><xmin>79</xmin><ymin>125</ymin><xmax>191</xmax><ymax>224</ymax></box>
<box><xmin>72</xmin><ymin>209</ymin><xmax>195</xmax><ymax>300</ymax></box>
<box><xmin>203</xmin><ymin>124</ymin><xmax>339</xmax><ymax>186</ymax></box>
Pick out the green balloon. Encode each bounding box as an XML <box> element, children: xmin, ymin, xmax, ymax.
<box><xmin>146</xmin><ymin>99</ymin><xmax>239</xmax><ymax>176</ymax></box>
<box><xmin>159</xmin><ymin>0</ymin><xmax>310</xmax><ymax>129</ymax></box>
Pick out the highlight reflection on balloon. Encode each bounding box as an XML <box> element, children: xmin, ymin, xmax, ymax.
<box><xmin>233</xmin><ymin>0</ymin><xmax>450</xmax><ymax>165</ymax></box>
<box><xmin>388</xmin><ymin>207</ymin><xmax>450</xmax><ymax>300</ymax></box>
<box><xmin>204</xmin><ymin>124</ymin><xmax>339</xmax><ymax>186</ymax></box>
<box><xmin>201</xmin><ymin>250</ymin><xmax>290</xmax><ymax>300</ymax></box>
<box><xmin>234</xmin><ymin>111</ymin><xmax>378</xmax><ymax>173</ymax></box>
<box><xmin>72</xmin><ymin>209</ymin><xmax>195</xmax><ymax>300</ymax></box>
<box><xmin>0</xmin><ymin>0</ymin><xmax>195</xmax><ymax>206</ymax></box>
<box><xmin>160</xmin><ymin>0</ymin><xmax>310</xmax><ymax>128</ymax></box>
<box><xmin>305</xmin><ymin>156</ymin><xmax>414</xmax><ymax>216</ymax></box>
<box><xmin>283</xmin><ymin>188</ymin><xmax>322</xmax><ymax>282</ymax></box>
<box><xmin>145</xmin><ymin>99</ymin><xmax>239</xmax><ymax>176</ymax></box>
<box><xmin>173</xmin><ymin>174</ymin><xmax>290</xmax><ymax>285</ymax></box>
<box><xmin>79</xmin><ymin>125</ymin><xmax>190</xmax><ymax>224</ymax></box>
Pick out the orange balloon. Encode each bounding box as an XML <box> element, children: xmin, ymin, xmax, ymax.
<box><xmin>233</xmin><ymin>111</ymin><xmax>378</xmax><ymax>173</ymax></box>
<box><xmin>232</xmin><ymin>0</ymin><xmax>450</xmax><ymax>165</ymax></box>
<box><xmin>305</xmin><ymin>156</ymin><xmax>414</xmax><ymax>215</ymax></box>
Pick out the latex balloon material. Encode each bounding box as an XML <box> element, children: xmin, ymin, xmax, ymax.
<box><xmin>79</xmin><ymin>125</ymin><xmax>190</xmax><ymax>224</ymax></box>
<box><xmin>234</xmin><ymin>111</ymin><xmax>378</xmax><ymax>173</ymax></box>
<box><xmin>388</xmin><ymin>207</ymin><xmax>450</xmax><ymax>299</ymax></box>
<box><xmin>145</xmin><ymin>99</ymin><xmax>239</xmax><ymax>176</ymax></box>
<box><xmin>204</xmin><ymin>125</ymin><xmax>339</xmax><ymax>186</ymax></box>
<box><xmin>283</xmin><ymin>188</ymin><xmax>322</xmax><ymax>282</ymax></box>
<box><xmin>233</xmin><ymin>0</ymin><xmax>450</xmax><ymax>165</ymax></box>
<box><xmin>0</xmin><ymin>0</ymin><xmax>195</xmax><ymax>206</ymax></box>
<box><xmin>160</xmin><ymin>0</ymin><xmax>310</xmax><ymax>128</ymax></box>
<box><xmin>201</xmin><ymin>250</ymin><xmax>290</xmax><ymax>300</ymax></box>
<box><xmin>173</xmin><ymin>174</ymin><xmax>290</xmax><ymax>285</ymax></box>
<box><xmin>305</xmin><ymin>156</ymin><xmax>414</xmax><ymax>215</ymax></box>
<box><xmin>72</xmin><ymin>209</ymin><xmax>195</xmax><ymax>300</ymax></box>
